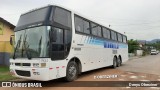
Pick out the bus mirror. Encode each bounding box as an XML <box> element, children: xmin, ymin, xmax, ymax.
<box><xmin>10</xmin><ymin>35</ymin><xmax>15</xmax><ymax>45</ymax></box>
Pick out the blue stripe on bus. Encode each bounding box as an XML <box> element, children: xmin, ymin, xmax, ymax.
<box><xmin>83</xmin><ymin>36</ymin><xmax>127</xmax><ymax>49</ymax></box>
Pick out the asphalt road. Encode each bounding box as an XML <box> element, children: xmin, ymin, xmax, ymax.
<box><xmin>1</xmin><ymin>54</ymin><xmax>160</xmax><ymax>90</ymax></box>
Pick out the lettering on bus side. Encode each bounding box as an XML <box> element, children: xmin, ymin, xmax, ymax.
<box><xmin>74</xmin><ymin>48</ymin><xmax>81</xmax><ymax>51</ymax></box>
<box><xmin>112</xmin><ymin>50</ymin><xmax>117</xmax><ymax>54</ymax></box>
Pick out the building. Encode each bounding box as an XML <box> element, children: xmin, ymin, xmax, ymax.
<box><xmin>0</xmin><ymin>17</ymin><xmax>15</xmax><ymax>66</ymax></box>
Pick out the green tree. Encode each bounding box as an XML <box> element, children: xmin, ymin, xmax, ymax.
<box><xmin>146</xmin><ymin>41</ymin><xmax>160</xmax><ymax>51</ymax></box>
<box><xmin>128</xmin><ymin>39</ymin><xmax>139</xmax><ymax>53</ymax></box>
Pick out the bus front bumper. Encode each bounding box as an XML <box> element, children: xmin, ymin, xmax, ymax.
<box><xmin>10</xmin><ymin>66</ymin><xmax>51</xmax><ymax>81</ymax></box>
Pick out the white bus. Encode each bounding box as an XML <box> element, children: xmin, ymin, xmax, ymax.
<box><xmin>10</xmin><ymin>5</ymin><xmax>128</xmax><ymax>81</ymax></box>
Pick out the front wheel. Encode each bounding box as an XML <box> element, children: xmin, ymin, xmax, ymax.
<box><xmin>65</xmin><ymin>61</ymin><xmax>78</xmax><ymax>82</ymax></box>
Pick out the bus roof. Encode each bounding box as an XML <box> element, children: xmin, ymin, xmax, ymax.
<box><xmin>21</xmin><ymin>4</ymin><xmax>127</xmax><ymax>37</ymax></box>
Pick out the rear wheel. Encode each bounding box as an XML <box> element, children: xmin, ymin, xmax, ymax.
<box><xmin>117</xmin><ymin>57</ymin><xmax>121</xmax><ymax>67</ymax></box>
<box><xmin>112</xmin><ymin>57</ymin><xmax>117</xmax><ymax>68</ymax></box>
<box><xmin>65</xmin><ymin>61</ymin><xmax>78</xmax><ymax>82</ymax></box>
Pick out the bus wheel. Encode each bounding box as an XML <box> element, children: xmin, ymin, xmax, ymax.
<box><xmin>65</xmin><ymin>61</ymin><xmax>78</xmax><ymax>82</ymax></box>
<box><xmin>117</xmin><ymin>57</ymin><xmax>121</xmax><ymax>67</ymax></box>
<box><xmin>112</xmin><ymin>57</ymin><xmax>117</xmax><ymax>68</ymax></box>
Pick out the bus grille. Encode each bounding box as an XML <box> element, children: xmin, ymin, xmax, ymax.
<box><xmin>15</xmin><ymin>63</ymin><xmax>31</xmax><ymax>66</ymax></box>
<box><xmin>15</xmin><ymin>70</ymin><xmax>31</xmax><ymax>77</ymax></box>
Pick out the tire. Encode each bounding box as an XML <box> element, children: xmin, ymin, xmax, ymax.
<box><xmin>112</xmin><ymin>57</ymin><xmax>117</xmax><ymax>68</ymax></box>
<box><xmin>117</xmin><ymin>57</ymin><xmax>121</xmax><ymax>67</ymax></box>
<box><xmin>65</xmin><ymin>61</ymin><xmax>78</xmax><ymax>82</ymax></box>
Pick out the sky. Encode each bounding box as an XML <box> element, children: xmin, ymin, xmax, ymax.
<box><xmin>0</xmin><ymin>0</ymin><xmax>160</xmax><ymax>41</ymax></box>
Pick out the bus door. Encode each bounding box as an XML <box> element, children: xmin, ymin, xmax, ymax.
<box><xmin>50</xmin><ymin>27</ymin><xmax>72</xmax><ymax>60</ymax></box>
<box><xmin>50</xmin><ymin>27</ymin><xmax>65</xmax><ymax>60</ymax></box>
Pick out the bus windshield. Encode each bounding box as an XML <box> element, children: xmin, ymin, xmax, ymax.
<box><xmin>13</xmin><ymin>26</ymin><xmax>50</xmax><ymax>59</ymax></box>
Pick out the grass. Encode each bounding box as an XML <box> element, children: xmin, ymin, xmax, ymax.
<box><xmin>0</xmin><ymin>66</ymin><xmax>17</xmax><ymax>81</ymax></box>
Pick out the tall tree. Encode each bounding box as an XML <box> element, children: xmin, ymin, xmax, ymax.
<box><xmin>128</xmin><ymin>39</ymin><xmax>139</xmax><ymax>53</ymax></box>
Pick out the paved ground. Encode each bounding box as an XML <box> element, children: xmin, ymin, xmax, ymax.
<box><xmin>1</xmin><ymin>54</ymin><xmax>160</xmax><ymax>90</ymax></box>
<box><xmin>119</xmin><ymin>54</ymin><xmax>160</xmax><ymax>75</ymax></box>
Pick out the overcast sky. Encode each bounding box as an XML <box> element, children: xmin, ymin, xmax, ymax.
<box><xmin>1</xmin><ymin>0</ymin><xmax>160</xmax><ymax>41</ymax></box>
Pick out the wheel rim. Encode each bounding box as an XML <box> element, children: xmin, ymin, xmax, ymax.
<box><xmin>68</xmin><ymin>65</ymin><xmax>77</xmax><ymax>79</ymax></box>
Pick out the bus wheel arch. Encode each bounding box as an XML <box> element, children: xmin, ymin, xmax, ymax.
<box><xmin>69</xmin><ymin>57</ymin><xmax>82</xmax><ymax>74</ymax></box>
<box><xmin>65</xmin><ymin>57</ymin><xmax>82</xmax><ymax>81</ymax></box>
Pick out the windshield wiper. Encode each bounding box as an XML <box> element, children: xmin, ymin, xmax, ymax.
<box><xmin>22</xmin><ymin>34</ymin><xmax>32</xmax><ymax>60</ymax></box>
<box><xmin>13</xmin><ymin>35</ymin><xmax>22</xmax><ymax>59</ymax></box>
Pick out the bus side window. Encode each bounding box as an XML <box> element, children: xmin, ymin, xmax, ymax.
<box><xmin>107</xmin><ymin>29</ymin><xmax>111</xmax><ymax>39</ymax></box>
<box><xmin>75</xmin><ymin>16</ymin><xmax>83</xmax><ymax>32</ymax></box>
<box><xmin>115</xmin><ymin>32</ymin><xmax>118</xmax><ymax>41</ymax></box>
<box><xmin>83</xmin><ymin>20</ymin><xmax>90</xmax><ymax>34</ymax></box>
<box><xmin>91</xmin><ymin>23</ymin><xmax>98</xmax><ymax>36</ymax></box>
<box><xmin>97</xmin><ymin>26</ymin><xmax>102</xmax><ymax>37</ymax></box>
<box><xmin>54</xmin><ymin>7</ymin><xmax>72</xmax><ymax>30</ymax></box>
<box><xmin>123</xmin><ymin>36</ymin><xmax>127</xmax><ymax>43</ymax></box>
<box><xmin>118</xmin><ymin>34</ymin><xmax>123</xmax><ymax>42</ymax></box>
<box><xmin>111</xmin><ymin>31</ymin><xmax>115</xmax><ymax>40</ymax></box>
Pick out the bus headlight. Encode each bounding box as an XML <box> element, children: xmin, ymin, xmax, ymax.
<box><xmin>33</xmin><ymin>63</ymin><xmax>40</xmax><ymax>67</ymax></box>
<box><xmin>41</xmin><ymin>63</ymin><xmax>46</xmax><ymax>67</ymax></box>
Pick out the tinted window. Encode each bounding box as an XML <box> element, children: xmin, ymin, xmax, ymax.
<box><xmin>107</xmin><ymin>29</ymin><xmax>111</xmax><ymax>39</ymax></box>
<box><xmin>97</xmin><ymin>26</ymin><xmax>102</xmax><ymax>37</ymax></box>
<box><xmin>16</xmin><ymin>7</ymin><xmax>49</xmax><ymax>28</ymax></box>
<box><xmin>75</xmin><ymin>16</ymin><xmax>83</xmax><ymax>32</ymax></box>
<box><xmin>83</xmin><ymin>20</ymin><xmax>90</xmax><ymax>34</ymax></box>
<box><xmin>65</xmin><ymin>30</ymin><xmax>72</xmax><ymax>44</ymax></box>
<box><xmin>114</xmin><ymin>32</ymin><xmax>117</xmax><ymax>41</ymax></box>
<box><xmin>91</xmin><ymin>23</ymin><xmax>98</xmax><ymax>36</ymax></box>
<box><xmin>65</xmin><ymin>30</ymin><xmax>72</xmax><ymax>57</ymax></box>
<box><xmin>103</xmin><ymin>27</ymin><xmax>110</xmax><ymax>39</ymax></box>
<box><xmin>51</xmin><ymin>27</ymin><xmax>64</xmax><ymax>51</ymax></box>
<box><xmin>111</xmin><ymin>31</ymin><xmax>115</xmax><ymax>40</ymax></box>
<box><xmin>123</xmin><ymin>36</ymin><xmax>127</xmax><ymax>43</ymax></box>
<box><xmin>54</xmin><ymin>7</ymin><xmax>72</xmax><ymax>29</ymax></box>
<box><xmin>118</xmin><ymin>33</ymin><xmax>123</xmax><ymax>42</ymax></box>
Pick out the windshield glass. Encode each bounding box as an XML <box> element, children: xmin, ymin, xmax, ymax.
<box><xmin>13</xmin><ymin>26</ymin><xmax>50</xmax><ymax>59</ymax></box>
